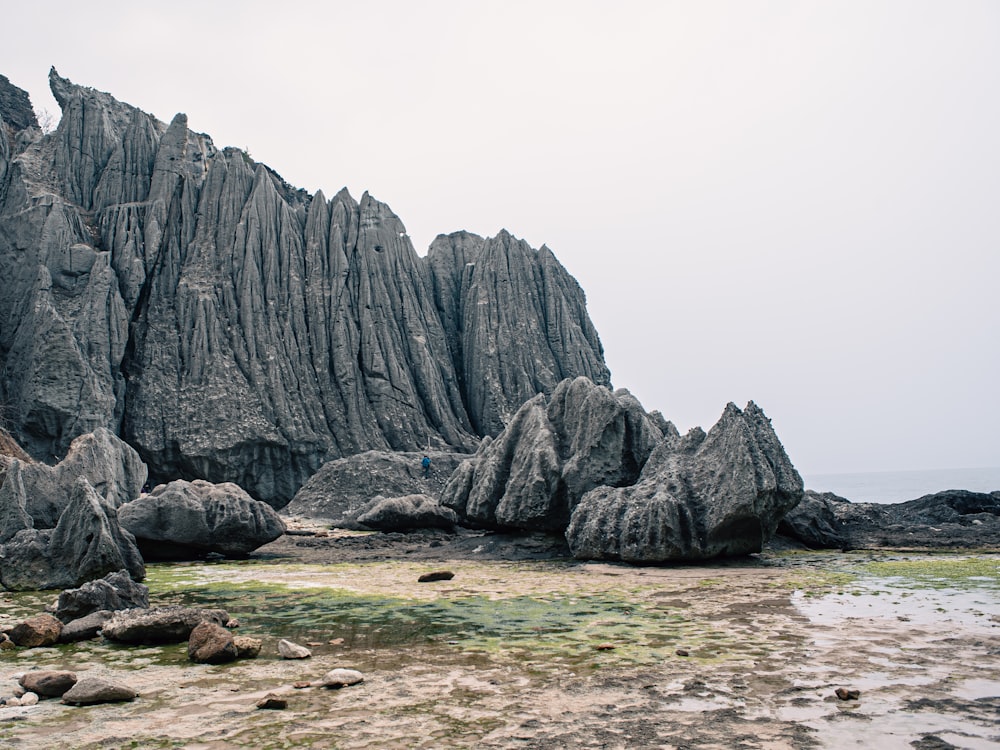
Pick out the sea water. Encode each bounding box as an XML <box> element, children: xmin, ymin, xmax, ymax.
<box><xmin>802</xmin><ymin>466</ymin><xmax>1000</xmax><ymax>504</ymax></box>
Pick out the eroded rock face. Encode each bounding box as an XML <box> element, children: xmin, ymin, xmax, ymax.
<box><xmin>118</xmin><ymin>479</ymin><xmax>286</xmax><ymax>559</ymax></box>
<box><xmin>356</xmin><ymin>494</ymin><xmax>460</xmax><ymax>532</ymax></box>
<box><xmin>0</xmin><ymin>460</ymin><xmax>33</xmax><ymax>543</ymax></box>
<box><xmin>0</xmin><ymin>477</ymin><xmax>145</xmax><ymax>590</ymax></box>
<box><xmin>442</xmin><ymin>377</ymin><xmax>666</xmax><ymax>532</ymax></box>
<box><xmin>286</xmin><ymin>450</ymin><xmax>469</xmax><ymax>526</ymax></box>
<box><xmin>0</xmin><ymin>70</ymin><xmax>608</xmax><ymax>506</ymax></box>
<box><xmin>566</xmin><ymin>402</ymin><xmax>804</xmax><ymax>562</ymax></box>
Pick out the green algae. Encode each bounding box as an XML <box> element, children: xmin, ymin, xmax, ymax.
<box><xmin>862</xmin><ymin>555</ymin><xmax>1000</xmax><ymax>590</ymax></box>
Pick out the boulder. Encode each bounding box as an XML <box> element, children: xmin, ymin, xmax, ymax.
<box><xmin>316</xmin><ymin>668</ymin><xmax>364</xmax><ymax>688</ymax></box>
<box><xmin>55</xmin><ymin>569</ymin><xmax>149</xmax><ymax>622</ymax></box>
<box><xmin>278</xmin><ymin>639</ymin><xmax>311</xmax><ymax>659</ymax></box>
<box><xmin>776</xmin><ymin>491</ymin><xmax>848</xmax><ymax>549</ymax></box>
<box><xmin>59</xmin><ymin>610</ymin><xmax>113</xmax><ymax>643</ymax></box>
<box><xmin>233</xmin><ymin>635</ymin><xmax>262</xmax><ymax>659</ymax></box>
<box><xmin>61</xmin><ymin>677</ymin><xmax>137</xmax><ymax>705</ymax></box>
<box><xmin>356</xmin><ymin>494</ymin><xmax>460</xmax><ymax>532</ymax></box>
<box><xmin>442</xmin><ymin>377</ymin><xmax>666</xmax><ymax>531</ymax></box>
<box><xmin>101</xmin><ymin>606</ymin><xmax>230</xmax><ymax>644</ymax></box>
<box><xmin>19</xmin><ymin>670</ymin><xmax>77</xmax><ymax>697</ymax></box>
<box><xmin>8</xmin><ymin>614</ymin><xmax>62</xmax><ymax>647</ymax></box>
<box><xmin>285</xmin><ymin>450</ymin><xmax>470</xmax><ymax>526</ymax></box>
<box><xmin>187</xmin><ymin>621</ymin><xmax>238</xmax><ymax>664</ymax></box>
<box><xmin>566</xmin><ymin>402</ymin><xmax>804</xmax><ymax>562</ymax></box>
<box><xmin>118</xmin><ymin>479</ymin><xmax>286</xmax><ymax>559</ymax></box>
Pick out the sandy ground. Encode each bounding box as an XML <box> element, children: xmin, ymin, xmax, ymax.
<box><xmin>1</xmin><ymin>527</ymin><xmax>998</xmax><ymax>749</ymax></box>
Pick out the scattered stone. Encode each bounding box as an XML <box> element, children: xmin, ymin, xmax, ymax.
<box><xmin>0</xmin><ymin>634</ymin><xmax>16</xmax><ymax>650</ymax></box>
<box><xmin>233</xmin><ymin>636</ymin><xmax>262</xmax><ymax>659</ymax></box>
<box><xmin>226</xmin><ymin>618</ymin><xmax>240</xmax><ymax>629</ymax></box>
<box><xmin>8</xmin><ymin>614</ymin><xmax>62</xmax><ymax>648</ymax></box>
<box><xmin>675</xmin><ymin>649</ymin><xmax>690</xmax><ymax>657</ymax></box>
<box><xmin>418</xmin><ymin>570</ymin><xmax>455</xmax><ymax>583</ymax></box>
<box><xmin>18</xmin><ymin>692</ymin><xmax>38</xmax><ymax>706</ymax></box>
<box><xmin>256</xmin><ymin>693</ymin><xmax>287</xmax><ymax>710</ymax></box>
<box><xmin>316</xmin><ymin>669</ymin><xmax>364</xmax><ymax>689</ymax></box>
<box><xmin>835</xmin><ymin>687</ymin><xmax>861</xmax><ymax>701</ymax></box>
<box><xmin>19</xmin><ymin>670</ymin><xmax>78</xmax><ymax>698</ymax></box>
<box><xmin>3</xmin><ymin>697</ymin><xmax>21</xmax><ymax>707</ymax></box>
<box><xmin>61</xmin><ymin>677</ymin><xmax>137</xmax><ymax>705</ymax></box>
<box><xmin>55</xmin><ymin>570</ymin><xmax>149</xmax><ymax>623</ymax></box>
<box><xmin>187</xmin><ymin>621</ymin><xmax>238</xmax><ymax>664</ymax></box>
<box><xmin>593</xmin><ymin>643</ymin><xmax>616</xmax><ymax>651</ymax></box>
<box><xmin>102</xmin><ymin>606</ymin><xmax>230</xmax><ymax>644</ymax></box>
<box><xmin>59</xmin><ymin>610</ymin><xmax>113</xmax><ymax>643</ymax></box>
<box><xmin>328</xmin><ymin>638</ymin><xmax>345</xmax><ymax>646</ymax></box>
<box><xmin>292</xmin><ymin>681</ymin><xmax>312</xmax><ymax>689</ymax></box>
<box><xmin>306</xmin><ymin>641</ymin><xmax>323</xmax><ymax>647</ymax></box>
<box><xmin>278</xmin><ymin>639</ymin><xmax>311</xmax><ymax>659</ymax></box>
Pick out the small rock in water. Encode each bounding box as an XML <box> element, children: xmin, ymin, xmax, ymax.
<box><xmin>256</xmin><ymin>693</ymin><xmax>287</xmax><ymax>710</ymax></box>
<box><xmin>62</xmin><ymin>677</ymin><xmax>137</xmax><ymax>705</ymax></box>
<box><xmin>292</xmin><ymin>681</ymin><xmax>312</xmax><ymax>689</ymax></box>
<box><xmin>19</xmin><ymin>670</ymin><xmax>78</xmax><ymax>697</ymax></box>
<box><xmin>418</xmin><ymin>570</ymin><xmax>455</xmax><ymax>583</ymax></box>
<box><xmin>306</xmin><ymin>641</ymin><xmax>324</xmax><ymax>647</ymax></box>
<box><xmin>835</xmin><ymin>687</ymin><xmax>861</xmax><ymax>701</ymax></box>
<box><xmin>328</xmin><ymin>638</ymin><xmax>345</xmax><ymax>646</ymax></box>
<box><xmin>278</xmin><ymin>639</ymin><xmax>312</xmax><ymax>659</ymax></box>
<box><xmin>19</xmin><ymin>692</ymin><xmax>38</xmax><ymax>706</ymax></box>
<box><xmin>316</xmin><ymin>669</ymin><xmax>364</xmax><ymax>689</ymax></box>
<box><xmin>8</xmin><ymin>614</ymin><xmax>63</xmax><ymax>648</ymax></box>
<box><xmin>3</xmin><ymin>697</ymin><xmax>21</xmax><ymax>707</ymax></box>
<box><xmin>187</xmin><ymin>621</ymin><xmax>238</xmax><ymax>664</ymax></box>
<box><xmin>675</xmin><ymin>649</ymin><xmax>690</xmax><ymax>657</ymax></box>
<box><xmin>233</xmin><ymin>636</ymin><xmax>262</xmax><ymax>659</ymax></box>
<box><xmin>0</xmin><ymin>635</ymin><xmax>16</xmax><ymax>651</ymax></box>
<box><xmin>593</xmin><ymin>643</ymin><xmax>616</xmax><ymax>651</ymax></box>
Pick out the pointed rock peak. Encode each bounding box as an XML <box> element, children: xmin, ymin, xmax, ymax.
<box><xmin>168</xmin><ymin>112</ymin><xmax>188</xmax><ymax>129</ymax></box>
<box><xmin>333</xmin><ymin>186</ymin><xmax>356</xmax><ymax>206</ymax></box>
<box><xmin>313</xmin><ymin>188</ymin><xmax>326</xmax><ymax>204</ymax></box>
<box><xmin>48</xmin><ymin>67</ymin><xmax>79</xmax><ymax>109</ymax></box>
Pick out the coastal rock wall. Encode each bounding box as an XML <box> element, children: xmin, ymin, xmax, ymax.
<box><xmin>0</xmin><ymin>70</ymin><xmax>609</xmax><ymax>505</ymax></box>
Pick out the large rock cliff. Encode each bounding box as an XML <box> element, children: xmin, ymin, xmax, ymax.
<box><xmin>0</xmin><ymin>70</ymin><xmax>608</xmax><ymax>505</ymax></box>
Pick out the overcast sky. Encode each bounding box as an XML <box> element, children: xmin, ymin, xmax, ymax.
<box><xmin>5</xmin><ymin>1</ymin><xmax>998</xmax><ymax>475</ymax></box>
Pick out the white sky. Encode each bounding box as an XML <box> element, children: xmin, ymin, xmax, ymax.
<box><xmin>4</xmin><ymin>1</ymin><xmax>998</xmax><ymax>475</ymax></box>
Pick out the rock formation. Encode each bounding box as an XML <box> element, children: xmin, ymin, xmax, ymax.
<box><xmin>118</xmin><ymin>479</ymin><xmax>286</xmax><ymax>559</ymax></box>
<box><xmin>101</xmin><ymin>606</ymin><xmax>230</xmax><ymax>644</ymax></box>
<box><xmin>285</xmin><ymin>450</ymin><xmax>468</xmax><ymax>525</ymax></box>
<box><xmin>0</xmin><ymin>476</ymin><xmax>145</xmax><ymax>590</ymax></box>
<box><xmin>565</xmin><ymin>402</ymin><xmax>804</xmax><ymax>562</ymax></box>
<box><xmin>356</xmin><ymin>494</ymin><xmax>461</xmax><ymax>532</ymax></box>
<box><xmin>54</xmin><ymin>569</ymin><xmax>150</xmax><ymax>623</ymax></box>
<box><xmin>442</xmin><ymin>377</ymin><xmax>666</xmax><ymax>531</ymax></box>
<box><xmin>0</xmin><ymin>70</ymin><xmax>609</xmax><ymax>506</ymax></box>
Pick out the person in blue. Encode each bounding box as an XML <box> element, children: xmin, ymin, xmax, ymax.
<box><xmin>421</xmin><ymin>455</ymin><xmax>431</xmax><ymax>478</ymax></box>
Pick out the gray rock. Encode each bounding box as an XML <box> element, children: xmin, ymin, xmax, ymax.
<box><xmin>0</xmin><ymin>477</ymin><xmax>144</xmax><ymax>590</ymax></box>
<box><xmin>316</xmin><ymin>668</ymin><xmax>364</xmax><ymax>688</ymax></box>
<box><xmin>55</xmin><ymin>570</ymin><xmax>149</xmax><ymax>623</ymax></box>
<box><xmin>278</xmin><ymin>639</ymin><xmax>311</xmax><ymax>659</ymax></box>
<box><xmin>1</xmin><ymin>70</ymin><xmax>607</xmax><ymax>507</ymax></box>
<box><xmin>286</xmin><ymin>451</ymin><xmax>470</xmax><ymax>526</ymax></box>
<box><xmin>0</xmin><ymin>74</ymin><xmax>39</xmax><ymax>132</ymax></box>
<box><xmin>58</xmin><ymin>610</ymin><xmax>113</xmax><ymax>643</ymax></box>
<box><xmin>233</xmin><ymin>635</ymin><xmax>262</xmax><ymax>659</ymax></box>
<box><xmin>101</xmin><ymin>606</ymin><xmax>230</xmax><ymax>644</ymax></box>
<box><xmin>776</xmin><ymin>490</ymin><xmax>848</xmax><ymax>549</ymax></box>
<box><xmin>442</xmin><ymin>377</ymin><xmax>665</xmax><ymax>531</ymax></box>
<box><xmin>61</xmin><ymin>677</ymin><xmax>137</xmax><ymax>705</ymax></box>
<box><xmin>356</xmin><ymin>494</ymin><xmax>460</xmax><ymax>532</ymax></box>
<box><xmin>0</xmin><ymin>460</ymin><xmax>33</xmax><ymax>543</ymax></box>
<box><xmin>118</xmin><ymin>479</ymin><xmax>286</xmax><ymax>559</ymax></box>
<box><xmin>187</xmin><ymin>621</ymin><xmax>238</xmax><ymax>664</ymax></box>
<box><xmin>566</xmin><ymin>402</ymin><xmax>804</xmax><ymax>562</ymax></box>
<box><xmin>19</xmin><ymin>670</ymin><xmax>77</xmax><ymax>697</ymax></box>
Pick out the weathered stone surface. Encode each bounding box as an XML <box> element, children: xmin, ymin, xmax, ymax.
<box><xmin>316</xmin><ymin>668</ymin><xmax>364</xmax><ymax>688</ymax></box>
<box><xmin>58</xmin><ymin>610</ymin><xmax>113</xmax><ymax>643</ymax></box>
<box><xmin>776</xmin><ymin>491</ymin><xmax>848</xmax><ymax>549</ymax></box>
<box><xmin>286</xmin><ymin>451</ymin><xmax>469</xmax><ymax>526</ymax></box>
<box><xmin>0</xmin><ymin>459</ymin><xmax>33</xmax><ymax>543</ymax></box>
<box><xmin>356</xmin><ymin>494</ymin><xmax>460</xmax><ymax>532</ymax></box>
<box><xmin>61</xmin><ymin>677</ymin><xmax>137</xmax><ymax>705</ymax></box>
<box><xmin>8</xmin><ymin>428</ymin><xmax>147</xmax><ymax>528</ymax></box>
<box><xmin>782</xmin><ymin>489</ymin><xmax>1000</xmax><ymax>550</ymax></box>
<box><xmin>102</xmin><ymin>606</ymin><xmax>230</xmax><ymax>644</ymax></box>
<box><xmin>566</xmin><ymin>402</ymin><xmax>804</xmax><ymax>562</ymax></box>
<box><xmin>0</xmin><ymin>70</ymin><xmax>607</xmax><ymax>507</ymax></box>
<box><xmin>0</xmin><ymin>477</ymin><xmax>144</xmax><ymax>590</ymax></box>
<box><xmin>278</xmin><ymin>639</ymin><xmax>311</xmax><ymax>659</ymax></box>
<box><xmin>443</xmin><ymin>377</ymin><xmax>666</xmax><ymax>531</ymax></box>
<box><xmin>55</xmin><ymin>569</ymin><xmax>149</xmax><ymax>623</ymax></box>
<box><xmin>118</xmin><ymin>479</ymin><xmax>285</xmax><ymax>559</ymax></box>
<box><xmin>8</xmin><ymin>614</ymin><xmax>62</xmax><ymax>647</ymax></box>
<box><xmin>0</xmin><ymin>74</ymin><xmax>38</xmax><ymax>133</ymax></box>
<box><xmin>187</xmin><ymin>621</ymin><xmax>238</xmax><ymax>664</ymax></box>
<box><xmin>233</xmin><ymin>635</ymin><xmax>262</xmax><ymax>659</ymax></box>
<box><xmin>19</xmin><ymin>670</ymin><xmax>77</xmax><ymax>697</ymax></box>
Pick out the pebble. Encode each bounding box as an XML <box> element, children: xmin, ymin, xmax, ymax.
<box><xmin>593</xmin><ymin>643</ymin><xmax>616</xmax><ymax>651</ymax></box>
<box><xmin>675</xmin><ymin>649</ymin><xmax>690</xmax><ymax>657</ymax></box>
<box><xmin>256</xmin><ymin>693</ymin><xmax>287</xmax><ymax>710</ymax></box>
<box><xmin>417</xmin><ymin>571</ymin><xmax>455</xmax><ymax>583</ymax></box>
<box><xmin>19</xmin><ymin>692</ymin><xmax>38</xmax><ymax>706</ymax></box>
<box><xmin>835</xmin><ymin>687</ymin><xmax>861</xmax><ymax>701</ymax></box>
<box><xmin>278</xmin><ymin>639</ymin><xmax>312</xmax><ymax>659</ymax></box>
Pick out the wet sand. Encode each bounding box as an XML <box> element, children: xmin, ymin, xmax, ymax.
<box><xmin>1</xmin><ymin>529</ymin><xmax>998</xmax><ymax>749</ymax></box>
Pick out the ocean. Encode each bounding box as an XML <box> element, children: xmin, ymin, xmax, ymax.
<box><xmin>802</xmin><ymin>466</ymin><xmax>1000</xmax><ymax>504</ymax></box>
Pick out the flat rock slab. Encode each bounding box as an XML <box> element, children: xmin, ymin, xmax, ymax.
<box><xmin>316</xmin><ymin>669</ymin><xmax>364</xmax><ymax>689</ymax></box>
<box><xmin>62</xmin><ymin>677</ymin><xmax>137</xmax><ymax>705</ymax></box>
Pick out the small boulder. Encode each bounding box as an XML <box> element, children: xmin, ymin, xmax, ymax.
<box><xmin>277</xmin><ymin>639</ymin><xmax>311</xmax><ymax>659</ymax></box>
<box><xmin>316</xmin><ymin>668</ymin><xmax>364</xmax><ymax>689</ymax></box>
<box><xmin>59</xmin><ymin>610</ymin><xmax>113</xmax><ymax>643</ymax></box>
<box><xmin>256</xmin><ymin>693</ymin><xmax>287</xmax><ymax>709</ymax></box>
<box><xmin>61</xmin><ymin>677</ymin><xmax>137</xmax><ymax>705</ymax></box>
<box><xmin>187</xmin><ymin>621</ymin><xmax>238</xmax><ymax>664</ymax></box>
<box><xmin>8</xmin><ymin>614</ymin><xmax>62</xmax><ymax>648</ymax></box>
<box><xmin>55</xmin><ymin>570</ymin><xmax>149</xmax><ymax>623</ymax></box>
<box><xmin>19</xmin><ymin>692</ymin><xmax>38</xmax><ymax>706</ymax></box>
<box><xmin>417</xmin><ymin>570</ymin><xmax>455</xmax><ymax>583</ymax></box>
<box><xmin>233</xmin><ymin>636</ymin><xmax>262</xmax><ymax>659</ymax></box>
<box><xmin>19</xmin><ymin>670</ymin><xmax>78</xmax><ymax>698</ymax></box>
<box><xmin>102</xmin><ymin>606</ymin><xmax>230</xmax><ymax>645</ymax></box>
<box><xmin>357</xmin><ymin>494</ymin><xmax>460</xmax><ymax>532</ymax></box>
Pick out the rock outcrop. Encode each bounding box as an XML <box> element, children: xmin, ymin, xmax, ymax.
<box><xmin>778</xmin><ymin>489</ymin><xmax>1000</xmax><ymax>550</ymax></box>
<box><xmin>118</xmin><ymin>479</ymin><xmax>286</xmax><ymax>559</ymax></box>
<box><xmin>442</xmin><ymin>377</ymin><xmax>666</xmax><ymax>531</ymax></box>
<box><xmin>101</xmin><ymin>606</ymin><xmax>230</xmax><ymax>644</ymax></box>
<box><xmin>0</xmin><ymin>70</ymin><xmax>608</xmax><ymax>506</ymax></box>
<box><xmin>0</xmin><ymin>476</ymin><xmax>145</xmax><ymax>590</ymax></box>
<box><xmin>565</xmin><ymin>402</ymin><xmax>804</xmax><ymax>562</ymax></box>
<box><xmin>54</xmin><ymin>569</ymin><xmax>150</xmax><ymax>623</ymax></box>
<box><xmin>356</xmin><ymin>494</ymin><xmax>460</xmax><ymax>532</ymax></box>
